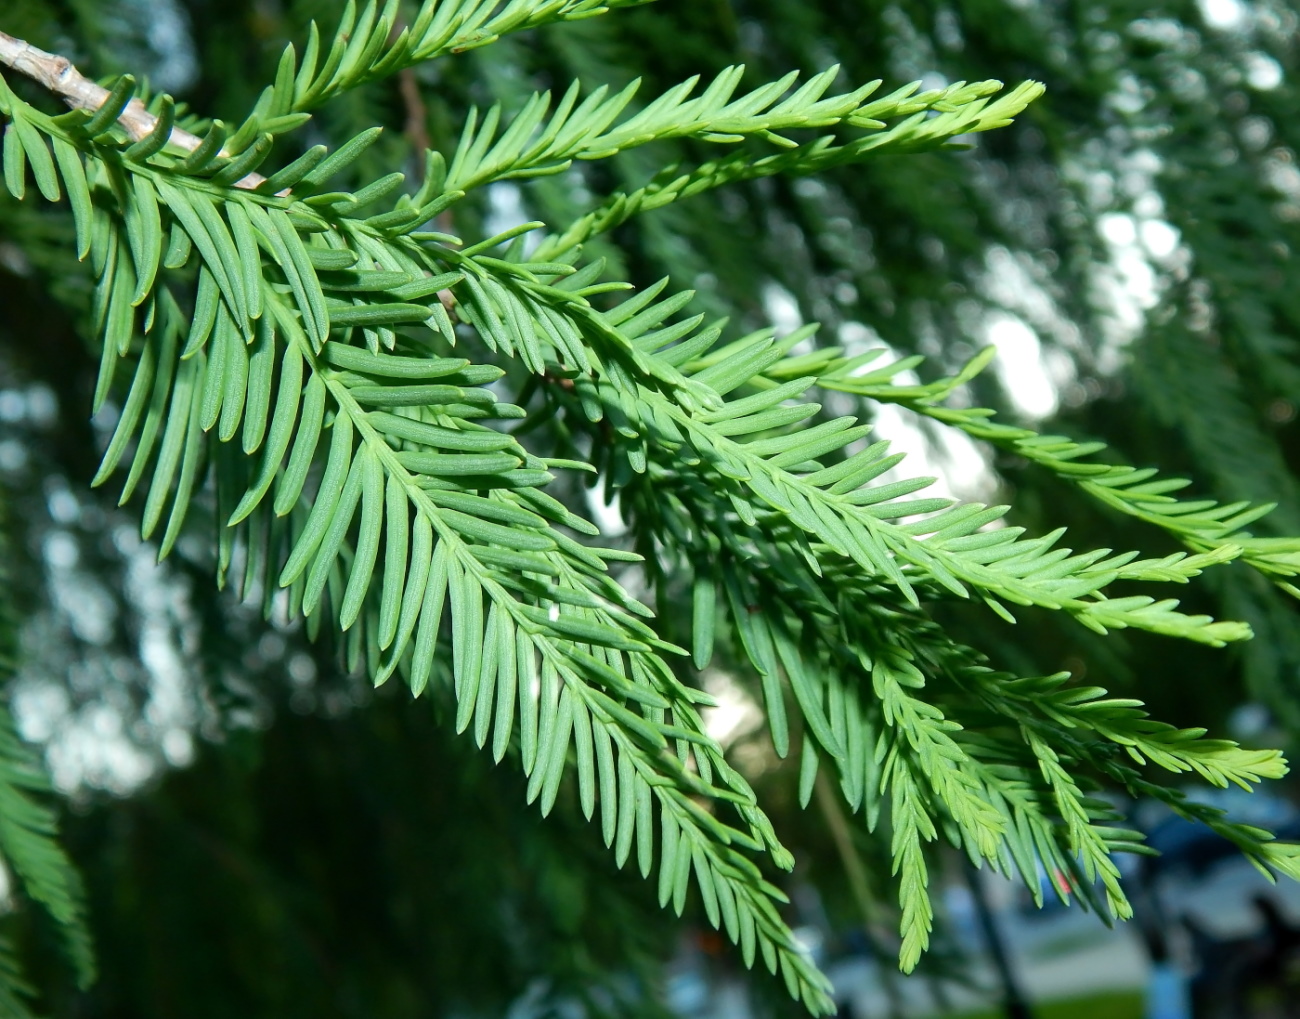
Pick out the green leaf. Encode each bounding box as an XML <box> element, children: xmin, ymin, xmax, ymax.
<box><xmin>82</xmin><ymin>74</ymin><xmax>137</xmax><ymax>136</ymax></box>
<box><xmin>691</xmin><ymin>573</ymin><xmax>716</xmax><ymax>670</ymax></box>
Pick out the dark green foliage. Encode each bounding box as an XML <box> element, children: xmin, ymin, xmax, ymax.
<box><xmin>0</xmin><ymin>710</ymin><xmax>95</xmax><ymax>991</ymax></box>
<box><xmin>0</xmin><ymin>517</ymin><xmax>93</xmax><ymax>1009</ymax></box>
<box><xmin>62</xmin><ymin>695</ymin><xmax>677</xmax><ymax>1019</ymax></box>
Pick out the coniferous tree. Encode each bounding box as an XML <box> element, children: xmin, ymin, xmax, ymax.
<box><xmin>0</xmin><ymin>0</ymin><xmax>1298</xmax><ymax>1015</ymax></box>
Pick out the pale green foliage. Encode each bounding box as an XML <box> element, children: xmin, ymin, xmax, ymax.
<box><xmin>0</xmin><ymin>0</ymin><xmax>1297</xmax><ymax>1013</ymax></box>
<box><xmin>799</xmin><ymin>344</ymin><xmax>1300</xmax><ymax>592</ymax></box>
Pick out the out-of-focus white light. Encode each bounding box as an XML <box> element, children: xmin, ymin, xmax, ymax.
<box><xmin>1245</xmin><ymin>52</ymin><xmax>1284</xmax><ymax>91</ymax></box>
<box><xmin>1099</xmin><ymin>212</ymin><xmax>1137</xmax><ymax>247</ymax></box>
<box><xmin>1199</xmin><ymin>0</ymin><xmax>1248</xmax><ymax>30</ymax></box>
<box><xmin>762</xmin><ymin>282</ymin><xmax>804</xmax><ymax>338</ymax></box>
<box><xmin>585</xmin><ymin>475</ymin><xmax>627</xmax><ymax>537</ymax></box>
<box><xmin>701</xmin><ymin>670</ymin><xmax>763</xmax><ymax>748</ymax></box>
<box><xmin>986</xmin><ymin>315</ymin><xmax>1059</xmax><ymax>420</ymax></box>
<box><xmin>1140</xmin><ymin>219</ymin><xmax>1181</xmax><ymax>258</ymax></box>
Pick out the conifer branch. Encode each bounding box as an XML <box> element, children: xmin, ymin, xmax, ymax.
<box><xmin>775</xmin><ymin>345</ymin><xmax>1300</xmax><ymax>592</ymax></box>
<box><xmin>0</xmin><ymin>514</ymin><xmax>95</xmax><ymax>993</ymax></box>
<box><xmin>531</xmin><ymin>78</ymin><xmax>1046</xmax><ymax>261</ymax></box>
<box><xmin>0</xmin><ymin>30</ymin><xmax>268</xmax><ymax>189</ymax></box>
<box><xmin>0</xmin><ymin>936</ymin><xmax>37</xmax><ymax>1019</ymax></box>
<box><xmin>3</xmin><ymin>10</ymin><xmax>1299</xmax><ymax>1009</ymax></box>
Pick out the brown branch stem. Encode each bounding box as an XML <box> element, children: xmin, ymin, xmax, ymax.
<box><xmin>388</xmin><ymin>17</ymin><xmax>432</xmax><ymax>173</ymax></box>
<box><xmin>0</xmin><ymin>28</ymin><xmax>267</xmax><ymax>189</ymax></box>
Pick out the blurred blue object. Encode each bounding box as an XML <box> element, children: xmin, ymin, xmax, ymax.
<box><xmin>1143</xmin><ymin>789</ymin><xmax>1300</xmax><ymax>876</ymax></box>
<box><xmin>1145</xmin><ymin>961</ymin><xmax>1190</xmax><ymax>1019</ymax></box>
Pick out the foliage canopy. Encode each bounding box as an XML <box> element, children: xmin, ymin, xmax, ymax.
<box><xmin>0</xmin><ymin>0</ymin><xmax>1299</xmax><ymax>1014</ymax></box>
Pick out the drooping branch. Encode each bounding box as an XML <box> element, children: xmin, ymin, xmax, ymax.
<box><xmin>0</xmin><ymin>29</ymin><xmax>266</xmax><ymax>189</ymax></box>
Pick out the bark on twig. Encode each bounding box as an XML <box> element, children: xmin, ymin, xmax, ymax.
<box><xmin>388</xmin><ymin>18</ymin><xmax>432</xmax><ymax>173</ymax></box>
<box><xmin>0</xmin><ymin>29</ymin><xmax>267</xmax><ymax>189</ymax></box>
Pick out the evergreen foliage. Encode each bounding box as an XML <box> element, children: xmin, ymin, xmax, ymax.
<box><xmin>0</xmin><ymin>0</ymin><xmax>1298</xmax><ymax>1013</ymax></box>
<box><xmin>0</xmin><ymin>525</ymin><xmax>92</xmax><ymax>1016</ymax></box>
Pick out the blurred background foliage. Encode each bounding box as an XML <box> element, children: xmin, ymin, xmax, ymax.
<box><xmin>0</xmin><ymin>0</ymin><xmax>1298</xmax><ymax>1014</ymax></box>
